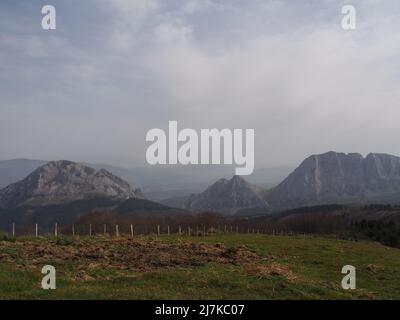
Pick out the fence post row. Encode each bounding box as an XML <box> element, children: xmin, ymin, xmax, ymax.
<box><xmin>6</xmin><ymin>223</ymin><xmax>284</xmax><ymax>237</ymax></box>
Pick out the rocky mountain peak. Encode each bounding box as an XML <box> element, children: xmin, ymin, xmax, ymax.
<box><xmin>0</xmin><ymin>161</ymin><xmax>143</xmax><ymax>209</ymax></box>
<box><xmin>184</xmin><ymin>175</ymin><xmax>269</xmax><ymax>215</ymax></box>
<box><xmin>266</xmin><ymin>151</ymin><xmax>400</xmax><ymax>209</ymax></box>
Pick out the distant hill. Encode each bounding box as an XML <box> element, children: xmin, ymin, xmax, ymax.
<box><xmin>114</xmin><ymin>198</ymin><xmax>188</xmax><ymax>216</ymax></box>
<box><xmin>0</xmin><ymin>197</ymin><xmax>120</xmax><ymax>231</ymax></box>
<box><xmin>0</xmin><ymin>196</ymin><xmax>189</xmax><ymax>232</ymax></box>
<box><xmin>73</xmin><ymin>197</ymin><xmax>191</xmax><ymax>229</ymax></box>
<box><xmin>184</xmin><ymin>175</ymin><xmax>269</xmax><ymax>215</ymax></box>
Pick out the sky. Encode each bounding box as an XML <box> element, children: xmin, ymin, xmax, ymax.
<box><xmin>0</xmin><ymin>0</ymin><xmax>400</xmax><ymax>169</ymax></box>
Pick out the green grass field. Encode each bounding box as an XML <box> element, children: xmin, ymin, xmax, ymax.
<box><xmin>0</xmin><ymin>234</ymin><xmax>399</xmax><ymax>300</ymax></box>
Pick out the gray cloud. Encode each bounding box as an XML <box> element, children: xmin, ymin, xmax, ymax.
<box><xmin>0</xmin><ymin>0</ymin><xmax>400</xmax><ymax>169</ymax></box>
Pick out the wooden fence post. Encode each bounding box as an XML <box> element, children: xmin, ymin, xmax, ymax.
<box><xmin>179</xmin><ymin>225</ymin><xmax>182</xmax><ymax>235</ymax></box>
<box><xmin>54</xmin><ymin>223</ymin><xmax>58</xmax><ymax>237</ymax></box>
<box><xmin>167</xmin><ymin>225</ymin><xmax>170</xmax><ymax>236</ymax></box>
<box><xmin>130</xmin><ymin>224</ymin><xmax>134</xmax><ymax>238</ymax></box>
<box><xmin>89</xmin><ymin>224</ymin><xmax>92</xmax><ymax>237</ymax></box>
<box><xmin>104</xmin><ymin>224</ymin><xmax>107</xmax><ymax>235</ymax></box>
<box><xmin>116</xmin><ymin>224</ymin><xmax>119</xmax><ymax>237</ymax></box>
<box><xmin>157</xmin><ymin>225</ymin><xmax>160</xmax><ymax>237</ymax></box>
<box><xmin>12</xmin><ymin>223</ymin><xmax>15</xmax><ymax>237</ymax></box>
<box><xmin>35</xmin><ymin>223</ymin><xmax>38</xmax><ymax>238</ymax></box>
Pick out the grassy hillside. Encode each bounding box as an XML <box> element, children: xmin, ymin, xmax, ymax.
<box><xmin>0</xmin><ymin>234</ymin><xmax>399</xmax><ymax>299</ymax></box>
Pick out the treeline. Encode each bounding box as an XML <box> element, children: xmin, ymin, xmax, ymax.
<box><xmin>74</xmin><ymin>210</ymin><xmax>350</xmax><ymax>236</ymax></box>
<box><xmin>71</xmin><ymin>211</ymin><xmax>251</xmax><ymax>235</ymax></box>
<box><xmin>351</xmin><ymin>219</ymin><xmax>400</xmax><ymax>248</ymax></box>
<box><xmin>56</xmin><ymin>205</ymin><xmax>400</xmax><ymax>248</ymax></box>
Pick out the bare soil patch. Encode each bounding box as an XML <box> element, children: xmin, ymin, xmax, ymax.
<box><xmin>0</xmin><ymin>238</ymin><xmax>261</xmax><ymax>275</ymax></box>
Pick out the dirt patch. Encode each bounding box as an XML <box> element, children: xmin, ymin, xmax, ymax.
<box><xmin>247</xmin><ymin>263</ymin><xmax>297</xmax><ymax>282</ymax></box>
<box><xmin>0</xmin><ymin>238</ymin><xmax>261</xmax><ymax>279</ymax></box>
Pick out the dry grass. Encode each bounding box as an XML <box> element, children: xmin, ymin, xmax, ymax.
<box><xmin>246</xmin><ymin>263</ymin><xmax>297</xmax><ymax>282</ymax></box>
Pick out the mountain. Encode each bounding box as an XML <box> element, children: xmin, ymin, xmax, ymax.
<box><xmin>0</xmin><ymin>161</ymin><xmax>182</xmax><ymax>231</ymax></box>
<box><xmin>0</xmin><ymin>160</ymin><xmax>144</xmax><ymax>209</ymax></box>
<box><xmin>266</xmin><ymin>151</ymin><xmax>400</xmax><ymax>210</ymax></box>
<box><xmin>184</xmin><ymin>175</ymin><xmax>269</xmax><ymax>215</ymax></box>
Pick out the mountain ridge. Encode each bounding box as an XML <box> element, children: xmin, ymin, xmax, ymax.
<box><xmin>3</xmin><ymin>151</ymin><xmax>400</xmax><ymax>218</ymax></box>
<box><xmin>0</xmin><ymin>159</ymin><xmax>294</xmax><ymax>199</ymax></box>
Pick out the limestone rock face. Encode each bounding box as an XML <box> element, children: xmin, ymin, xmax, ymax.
<box><xmin>266</xmin><ymin>152</ymin><xmax>400</xmax><ymax>209</ymax></box>
<box><xmin>0</xmin><ymin>160</ymin><xmax>143</xmax><ymax>208</ymax></box>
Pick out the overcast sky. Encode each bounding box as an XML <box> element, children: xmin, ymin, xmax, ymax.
<box><xmin>0</xmin><ymin>0</ymin><xmax>400</xmax><ymax>169</ymax></box>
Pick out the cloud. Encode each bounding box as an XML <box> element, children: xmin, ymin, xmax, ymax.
<box><xmin>0</xmin><ymin>0</ymin><xmax>400</xmax><ymax>168</ymax></box>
